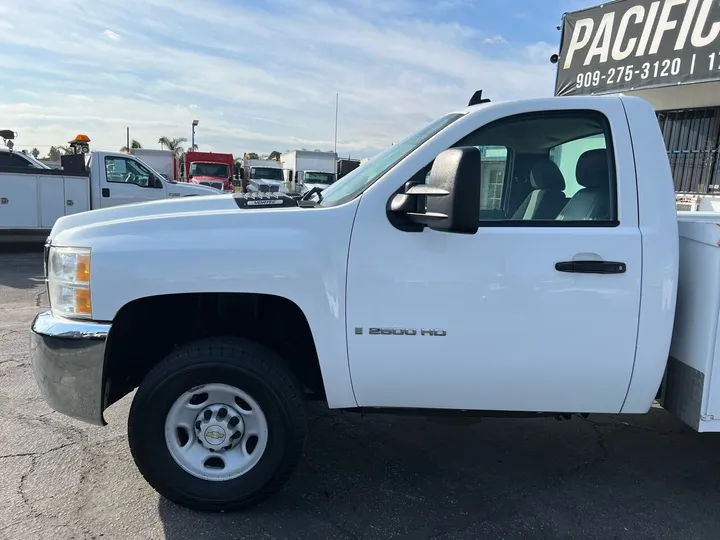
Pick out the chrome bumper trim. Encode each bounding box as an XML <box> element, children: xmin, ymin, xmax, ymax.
<box><xmin>30</xmin><ymin>311</ymin><xmax>111</xmax><ymax>426</ymax></box>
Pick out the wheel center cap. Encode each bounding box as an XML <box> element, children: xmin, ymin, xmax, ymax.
<box><xmin>203</xmin><ymin>425</ymin><xmax>227</xmax><ymax>446</ymax></box>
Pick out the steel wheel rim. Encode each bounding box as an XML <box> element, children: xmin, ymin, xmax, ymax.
<box><xmin>164</xmin><ymin>382</ymin><xmax>269</xmax><ymax>482</ymax></box>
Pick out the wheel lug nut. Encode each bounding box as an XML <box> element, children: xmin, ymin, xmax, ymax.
<box><xmin>229</xmin><ymin>416</ymin><xmax>239</xmax><ymax>428</ymax></box>
<box><xmin>203</xmin><ymin>410</ymin><xmax>212</xmax><ymax>420</ymax></box>
<box><xmin>217</xmin><ymin>408</ymin><xmax>228</xmax><ymax>419</ymax></box>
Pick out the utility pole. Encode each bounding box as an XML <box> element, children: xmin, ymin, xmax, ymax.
<box><xmin>334</xmin><ymin>93</ymin><xmax>339</xmax><ymax>155</ymax></box>
<box><xmin>126</xmin><ymin>127</ymin><xmax>130</xmax><ymax>151</ymax></box>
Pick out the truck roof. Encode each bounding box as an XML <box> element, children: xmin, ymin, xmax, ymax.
<box><xmin>455</xmin><ymin>94</ymin><xmax>625</xmax><ymax>115</ymax></box>
<box><xmin>186</xmin><ymin>151</ymin><xmax>234</xmax><ymax>160</ymax></box>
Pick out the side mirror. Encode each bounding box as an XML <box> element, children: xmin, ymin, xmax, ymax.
<box><xmin>388</xmin><ymin>147</ymin><xmax>481</xmax><ymax>234</ymax></box>
<box><xmin>188</xmin><ymin>174</ymin><xmax>194</xmax><ymax>180</ymax></box>
<box><xmin>152</xmin><ymin>175</ymin><xmax>164</xmax><ymax>188</ymax></box>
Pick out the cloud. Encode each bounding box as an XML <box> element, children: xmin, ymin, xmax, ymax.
<box><xmin>483</xmin><ymin>35</ymin><xmax>508</xmax><ymax>45</ymax></box>
<box><xmin>103</xmin><ymin>29</ymin><xmax>120</xmax><ymax>41</ymax></box>
<box><xmin>0</xmin><ymin>0</ymin><xmax>564</xmax><ymax>158</ymax></box>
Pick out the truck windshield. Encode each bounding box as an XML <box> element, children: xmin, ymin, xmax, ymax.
<box><xmin>303</xmin><ymin>172</ymin><xmax>335</xmax><ymax>184</ymax></box>
<box><xmin>318</xmin><ymin>112</ymin><xmax>465</xmax><ymax>207</ymax></box>
<box><xmin>252</xmin><ymin>167</ymin><xmax>283</xmax><ymax>181</ymax></box>
<box><xmin>190</xmin><ymin>162</ymin><xmax>229</xmax><ymax>177</ymax></box>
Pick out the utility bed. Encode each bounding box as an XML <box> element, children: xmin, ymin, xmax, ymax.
<box><xmin>665</xmin><ymin>213</ymin><xmax>720</xmax><ymax>432</ymax></box>
<box><xmin>0</xmin><ymin>167</ymin><xmax>90</xmax><ymax>242</ymax></box>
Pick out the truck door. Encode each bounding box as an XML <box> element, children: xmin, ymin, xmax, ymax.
<box><xmin>99</xmin><ymin>155</ymin><xmax>166</xmax><ymax>208</ymax></box>
<box><xmin>345</xmin><ymin>99</ymin><xmax>642</xmax><ymax>414</ymax></box>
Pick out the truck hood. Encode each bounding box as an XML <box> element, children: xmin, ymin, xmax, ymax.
<box><xmin>50</xmin><ymin>193</ymin><xmax>238</xmax><ymax>243</ymax></box>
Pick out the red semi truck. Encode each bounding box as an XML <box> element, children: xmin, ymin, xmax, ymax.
<box><xmin>183</xmin><ymin>151</ymin><xmax>235</xmax><ymax>193</ymax></box>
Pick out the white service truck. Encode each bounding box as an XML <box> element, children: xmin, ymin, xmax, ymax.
<box><xmin>241</xmin><ymin>158</ymin><xmax>285</xmax><ymax>193</ymax></box>
<box><xmin>31</xmin><ymin>94</ymin><xmax>718</xmax><ymax>513</ymax></box>
<box><xmin>0</xmin><ymin>149</ymin><xmax>218</xmax><ymax>242</ymax></box>
<box><xmin>281</xmin><ymin>150</ymin><xmax>337</xmax><ymax>193</ymax></box>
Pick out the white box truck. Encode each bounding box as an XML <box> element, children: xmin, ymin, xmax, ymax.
<box><xmin>281</xmin><ymin>150</ymin><xmax>337</xmax><ymax>192</ymax></box>
<box><xmin>130</xmin><ymin>149</ymin><xmax>179</xmax><ymax>182</ymax></box>
<box><xmin>32</xmin><ymin>93</ymin><xmax>720</xmax><ymax>514</ymax></box>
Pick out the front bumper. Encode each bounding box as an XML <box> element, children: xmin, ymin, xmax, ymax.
<box><xmin>30</xmin><ymin>310</ymin><xmax>111</xmax><ymax>426</ymax></box>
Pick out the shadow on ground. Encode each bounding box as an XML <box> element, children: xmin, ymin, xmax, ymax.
<box><xmin>158</xmin><ymin>404</ymin><xmax>720</xmax><ymax>540</ymax></box>
<box><xmin>0</xmin><ymin>248</ymin><xmax>44</xmax><ymax>290</ymax></box>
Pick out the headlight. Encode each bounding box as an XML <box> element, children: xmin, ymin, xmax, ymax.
<box><xmin>47</xmin><ymin>246</ymin><xmax>92</xmax><ymax>319</ymax></box>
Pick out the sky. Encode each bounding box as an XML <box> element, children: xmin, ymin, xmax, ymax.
<box><xmin>0</xmin><ymin>0</ymin><xmax>599</xmax><ymax>159</ymax></box>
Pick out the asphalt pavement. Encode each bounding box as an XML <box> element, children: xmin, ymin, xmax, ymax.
<box><xmin>1</xmin><ymin>248</ymin><xmax>720</xmax><ymax>540</ymax></box>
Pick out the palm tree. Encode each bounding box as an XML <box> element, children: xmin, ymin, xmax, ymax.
<box><xmin>158</xmin><ymin>136</ymin><xmax>187</xmax><ymax>155</ymax></box>
<box><xmin>120</xmin><ymin>139</ymin><xmax>143</xmax><ymax>152</ymax></box>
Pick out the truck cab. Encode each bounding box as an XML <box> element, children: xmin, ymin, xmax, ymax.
<box><xmin>184</xmin><ymin>151</ymin><xmax>235</xmax><ymax>193</ymax></box>
<box><xmin>242</xmin><ymin>159</ymin><xmax>285</xmax><ymax>192</ymax></box>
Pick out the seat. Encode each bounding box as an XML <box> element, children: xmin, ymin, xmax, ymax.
<box><xmin>557</xmin><ymin>149</ymin><xmax>611</xmax><ymax>221</ymax></box>
<box><xmin>512</xmin><ymin>159</ymin><xmax>568</xmax><ymax>220</ymax></box>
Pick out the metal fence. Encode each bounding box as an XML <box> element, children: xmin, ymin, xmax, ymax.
<box><xmin>657</xmin><ymin>107</ymin><xmax>720</xmax><ymax>194</ymax></box>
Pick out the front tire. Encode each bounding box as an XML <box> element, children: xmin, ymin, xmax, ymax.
<box><xmin>127</xmin><ymin>337</ymin><xmax>308</xmax><ymax>512</ymax></box>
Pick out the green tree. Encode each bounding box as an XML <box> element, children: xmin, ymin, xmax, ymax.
<box><xmin>246</xmin><ymin>152</ymin><xmax>259</xmax><ymax>159</ymax></box>
<box><xmin>31</xmin><ymin>148</ymin><xmax>40</xmax><ymax>158</ymax></box>
<box><xmin>158</xmin><ymin>136</ymin><xmax>187</xmax><ymax>155</ymax></box>
<box><xmin>268</xmin><ymin>150</ymin><xmax>281</xmax><ymax>160</ymax></box>
<box><xmin>120</xmin><ymin>139</ymin><xmax>143</xmax><ymax>152</ymax></box>
<box><xmin>46</xmin><ymin>146</ymin><xmax>60</xmax><ymax>160</ymax></box>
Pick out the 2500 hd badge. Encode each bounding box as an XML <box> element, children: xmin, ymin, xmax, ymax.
<box><xmin>354</xmin><ymin>327</ymin><xmax>447</xmax><ymax>336</ymax></box>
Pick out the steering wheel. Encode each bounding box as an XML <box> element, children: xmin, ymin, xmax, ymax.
<box><xmin>125</xmin><ymin>172</ymin><xmax>138</xmax><ymax>184</ymax></box>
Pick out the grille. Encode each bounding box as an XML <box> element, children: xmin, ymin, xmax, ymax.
<box><xmin>199</xmin><ymin>181</ymin><xmax>224</xmax><ymax>191</ymax></box>
<box><xmin>257</xmin><ymin>184</ymin><xmax>280</xmax><ymax>193</ymax></box>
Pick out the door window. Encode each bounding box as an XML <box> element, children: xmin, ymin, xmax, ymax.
<box><xmin>104</xmin><ymin>156</ymin><xmax>152</xmax><ymax>187</ymax></box>
<box><xmin>0</xmin><ymin>152</ymin><xmax>35</xmax><ymax>168</ymax></box>
<box><xmin>449</xmin><ymin>110</ymin><xmax>617</xmax><ymax>225</ymax></box>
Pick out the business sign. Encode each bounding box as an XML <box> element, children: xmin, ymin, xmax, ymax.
<box><xmin>555</xmin><ymin>0</ymin><xmax>720</xmax><ymax>96</ymax></box>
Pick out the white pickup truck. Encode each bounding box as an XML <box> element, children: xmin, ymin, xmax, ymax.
<box><xmin>0</xmin><ymin>149</ymin><xmax>217</xmax><ymax>242</ymax></box>
<box><xmin>30</xmin><ymin>94</ymin><xmax>718</xmax><ymax>513</ymax></box>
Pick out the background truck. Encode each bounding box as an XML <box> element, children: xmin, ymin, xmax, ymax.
<box><xmin>0</xmin><ymin>148</ymin><xmax>218</xmax><ymax>242</ymax></box>
<box><xmin>32</xmin><ymin>93</ymin><xmax>715</xmax><ymax>515</ymax></box>
<box><xmin>184</xmin><ymin>151</ymin><xmax>235</xmax><ymax>193</ymax></box>
<box><xmin>281</xmin><ymin>150</ymin><xmax>337</xmax><ymax>192</ymax></box>
<box><xmin>240</xmin><ymin>157</ymin><xmax>285</xmax><ymax>193</ymax></box>
<box><xmin>130</xmin><ymin>149</ymin><xmax>179</xmax><ymax>182</ymax></box>
<box><xmin>336</xmin><ymin>158</ymin><xmax>361</xmax><ymax>180</ymax></box>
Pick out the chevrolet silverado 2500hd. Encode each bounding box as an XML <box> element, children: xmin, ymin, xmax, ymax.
<box><xmin>34</xmin><ymin>94</ymin><xmax>714</xmax><ymax>513</ymax></box>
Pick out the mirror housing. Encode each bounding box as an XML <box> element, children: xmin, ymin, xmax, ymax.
<box><xmin>389</xmin><ymin>147</ymin><xmax>481</xmax><ymax>234</ymax></box>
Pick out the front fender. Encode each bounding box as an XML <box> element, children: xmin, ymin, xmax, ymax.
<box><xmin>76</xmin><ymin>199</ymin><xmax>361</xmax><ymax>408</ymax></box>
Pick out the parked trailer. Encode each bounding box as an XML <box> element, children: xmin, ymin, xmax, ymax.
<box><xmin>337</xmin><ymin>158</ymin><xmax>361</xmax><ymax>180</ymax></box>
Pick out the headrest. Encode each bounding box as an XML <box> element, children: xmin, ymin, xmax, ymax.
<box><xmin>576</xmin><ymin>149</ymin><xmax>609</xmax><ymax>189</ymax></box>
<box><xmin>530</xmin><ymin>159</ymin><xmax>565</xmax><ymax>190</ymax></box>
